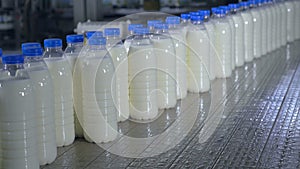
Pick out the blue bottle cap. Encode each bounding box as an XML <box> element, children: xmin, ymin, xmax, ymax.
<box><xmin>190</xmin><ymin>15</ymin><xmax>204</xmax><ymax>21</ymax></box>
<box><xmin>153</xmin><ymin>23</ymin><xmax>169</xmax><ymax>30</ymax></box>
<box><xmin>44</xmin><ymin>38</ymin><xmax>62</xmax><ymax>48</ymax></box>
<box><xmin>128</xmin><ymin>24</ymin><xmax>143</xmax><ymax>31</ymax></box>
<box><xmin>180</xmin><ymin>13</ymin><xmax>190</xmax><ymax>19</ymax></box>
<box><xmin>211</xmin><ymin>7</ymin><xmax>219</xmax><ymax>14</ymax></box>
<box><xmin>165</xmin><ymin>16</ymin><xmax>181</xmax><ymax>25</ymax></box>
<box><xmin>66</xmin><ymin>34</ymin><xmax>84</xmax><ymax>43</ymax></box>
<box><xmin>2</xmin><ymin>54</ymin><xmax>24</xmax><ymax>64</ymax></box>
<box><xmin>104</xmin><ymin>28</ymin><xmax>121</xmax><ymax>36</ymax></box>
<box><xmin>147</xmin><ymin>20</ymin><xmax>163</xmax><ymax>27</ymax></box>
<box><xmin>88</xmin><ymin>37</ymin><xmax>106</xmax><ymax>45</ymax></box>
<box><xmin>228</xmin><ymin>3</ymin><xmax>240</xmax><ymax>9</ymax></box>
<box><xmin>254</xmin><ymin>0</ymin><xmax>262</xmax><ymax>4</ymax></box>
<box><xmin>134</xmin><ymin>27</ymin><xmax>150</xmax><ymax>35</ymax></box>
<box><xmin>22</xmin><ymin>47</ymin><xmax>43</xmax><ymax>57</ymax></box>
<box><xmin>85</xmin><ymin>31</ymin><xmax>103</xmax><ymax>39</ymax></box>
<box><xmin>240</xmin><ymin>2</ymin><xmax>249</xmax><ymax>7</ymax></box>
<box><xmin>21</xmin><ymin>42</ymin><xmax>42</xmax><ymax>51</ymax></box>
<box><xmin>219</xmin><ymin>6</ymin><xmax>230</xmax><ymax>12</ymax></box>
<box><xmin>198</xmin><ymin>10</ymin><xmax>211</xmax><ymax>17</ymax></box>
<box><xmin>248</xmin><ymin>1</ymin><xmax>255</xmax><ymax>5</ymax></box>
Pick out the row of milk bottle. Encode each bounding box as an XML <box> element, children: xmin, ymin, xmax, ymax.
<box><xmin>125</xmin><ymin>0</ymin><xmax>300</xmax><ymax>122</ymax></box>
<box><xmin>182</xmin><ymin>0</ymin><xmax>300</xmax><ymax>83</ymax></box>
<box><xmin>0</xmin><ymin>37</ymin><xmax>82</xmax><ymax>168</ymax></box>
<box><xmin>1</xmin><ymin>0</ymin><xmax>300</xmax><ymax>167</ymax></box>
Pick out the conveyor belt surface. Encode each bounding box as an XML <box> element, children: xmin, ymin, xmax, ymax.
<box><xmin>43</xmin><ymin>41</ymin><xmax>300</xmax><ymax>169</ymax></box>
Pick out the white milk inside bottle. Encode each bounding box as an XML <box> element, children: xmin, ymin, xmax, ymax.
<box><xmin>128</xmin><ymin>27</ymin><xmax>158</xmax><ymax>120</ymax></box>
<box><xmin>219</xmin><ymin>6</ymin><xmax>235</xmax><ymax>70</ymax></box>
<box><xmin>73</xmin><ymin>31</ymin><xmax>103</xmax><ymax>138</ymax></box>
<box><xmin>229</xmin><ymin>3</ymin><xmax>245</xmax><ymax>66</ymax></box>
<box><xmin>249</xmin><ymin>1</ymin><xmax>263</xmax><ymax>58</ymax></box>
<box><xmin>64</xmin><ymin>35</ymin><xmax>84</xmax><ymax>138</ymax></box>
<box><xmin>260</xmin><ymin>0</ymin><xmax>268</xmax><ymax>55</ymax></box>
<box><xmin>22</xmin><ymin>44</ymin><xmax>57</xmax><ymax>165</ymax></box>
<box><xmin>285</xmin><ymin>0</ymin><xmax>295</xmax><ymax>42</ymax></box>
<box><xmin>265</xmin><ymin>0</ymin><xmax>273</xmax><ymax>52</ymax></box>
<box><xmin>81</xmin><ymin>37</ymin><xmax>118</xmax><ymax>143</ymax></box>
<box><xmin>0</xmin><ymin>54</ymin><xmax>39</xmax><ymax>169</ymax></box>
<box><xmin>166</xmin><ymin>16</ymin><xmax>188</xmax><ymax>99</ymax></box>
<box><xmin>213</xmin><ymin>8</ymin><xmax>232</xmax><ymax>78</ymax></box>
<box><xmin>151</xmin><ymin>23</ymin><xmax>177</xmax><ymax>109</ymax></box>
<box><xmin>269</xmin><ymin>1</ymin><xmax>277</xmax><ymax>50</ymax></box>
<box><xmin>187</xmin><ymin>14</ymin><xmax>210</xmax><ymax>92</ymax></box>
<box><xmin>279</xmin><ymin>0</ymin><xmax>287</xmax><ymax>46</ymax></box>
<box><xmin>274</xmin><ymin>0</ymin><xmax>282</xmax><ymax>48</ymax></box>
<box><xmin>65</xmin><ymin>34</ymin><xmax>84</xmax><ymax>73</ymax></box>
<box><xmin>293</xmin><ymin>0</ymin><xmax>300</xmax><ymax>40</ymax></box>
<box><xmin>240</xmin><ymin>2</ymin><xmax>254</xmax><ymax>62</ymax></box>
<box><xmin>104</xmin><ymin>28</ymin><xmax>129</xmax><ymax>122</ymax></box>
<box><xmin>43</xmin><ymin>38</ymin><xmax>75</xmax><ymax>147</ymax></box>
<box><xmin>124</xmin><ymin>24</ymin><xmax>143</xmax><ymax>53</ymax></box>
<box><xmin>200</xmin><ymin>10</ymin><xmax>217</xmax><ymax>80</ymax></box>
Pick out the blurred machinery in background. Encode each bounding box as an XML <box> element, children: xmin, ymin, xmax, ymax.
<box><xmin>0</xmin><ymin>0</ymin><xmax>239</xmax><ymax>49</ymax></box>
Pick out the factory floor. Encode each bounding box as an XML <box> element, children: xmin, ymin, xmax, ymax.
<box><xmin>43</xmin><ymin>41</ymin><xmax>300</xmax><ymax>169</ymax></box>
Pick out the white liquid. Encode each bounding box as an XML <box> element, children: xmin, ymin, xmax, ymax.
<box><xmin>214</xmin><ymin>20</ymin><xmax>232</xmax><ymax>78</ymax></box>
<box><xmin>260</xmin><ymin>5</ymin><xmax>268</xmax><ymax>55</ymax></box>
<box><xmin>81</xmin><ymin>50</ymin><xmax>118</xmax><ymax>143</ymax></box>
<box><xmin>232</xmin><ymin>13</ymin><xmax>245</xmax><ymax>67</ymax></box>
<box><xmin>73</xmin><ymin>53</ymin><xmax>85</xmax><ymax>138</ymax></box>
<box><xmin>128</xmin><ymin>45</ymin><xmax>158</xmax><ymax>120</ymax></box>
<box><xmin>44</xmin><ymin>58</ymin><xmax>75</xmax><ymax>147</ymax></box>
<box><xmin>241</xmin><ymin>10</ymin><xmax>254</xmax><ymax>62</ymax></box>
<box><xmin>152</xmin><ymin>37</ymin><xmax>177</xmax><ymax>109</ymax></box>
<box><xmin>285</xmin><ymin>1</ymin><xmax>295</xmax><ymax>42</ymax></box>
<box><xmin>228</xmin><ymin>16</ymin><xmax>236</xmax><ymax>70</ymax></box>
<box><xmin>204</xmin><ymin>21</ymin><xmax>217</xmax><ymax>80</ymax></box>
<box><xmin>251</xmin><ymin>7</ymin><xmax>262</xmax><ymax>58</ymax></box>
<box><xmin>279</xmin><ymin>2</ymin><xmax>287</xmax><ymax>46</ymax></box>
<box><xmin>186</xmin><ymin>27</ymin><xmax>210</xmax><ymax>92</ymax></box>
<box><xmin>169</xmin><ymin>29</ymin><xmax>187</xmax><ymax>99</ymax></box>
<box><xmin>266</xmin><ymin>4</ymin><xmax>273</xmax><ymax>53</ymax></box>
<box><xmin>26</xmin><ymin>67</ymin><xmax>57</xmax><ymax>165</ymax></box>
<box><xmin>0</xmin><ymin>75</ymin><xmax>39</xmax><ymax>169</ymax></box>
<box><xmin>294</xmin><ymin>1</ymin><xmax>300</xmax><ymax>39</ymax></box>
<box><xmin>65</xmin><ymin>54</ymin><xmax>77</xmax><ymax>73</ymax></box>
<box><xmin>65</xmin><ymin>51</ymin><xmax>85</xmax><ymax>138</ymax></box>
<box><xmin>275</xmin><ymin>3</ymin><xmax>282</xmax><ymax>48</ymax></box>
<box><xmin>108</xmin><ymin>45</ymin><xmax>129</xmax><ymax>122</ymax></box>
<box><xmin>270</xmin><ymin>4</ymin><xmax>277</xmax><ymax>50</ymax></box>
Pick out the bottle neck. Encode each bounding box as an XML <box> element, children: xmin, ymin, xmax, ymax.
<box><xmin>45</xmin><ymin>47</ymin><xmax>63</xmax><ymax>53</ymax></box>
<box><xmin>88</xmin><ymin>44</ymin><xmax>107</xmax><ymax>51</ymax></box>
<box><xmin>3</xmin><ymin>63</ymin><xmax>24</xmax><ymax>76</ymax></box>
<box><xmin>181</xmin><ymin>19</ymin><xmax>190</xmax><ymax>24</ymax></box>
<box><xmin>241</xmin><ymin>7</ymin><xmax>249</xmax><ymax>11</ymax></box>
<box><xmin>215</xmin><ymin>13</ymin><xmax>226</xmax><ymax>18</ymax></box>
<box><xmin>106</xmin><ymin>35</ymin><xmax>122</xmax><ymax>44</ymax></box>
<box><xmin>24</xmin><ymin>55</ymin><xmax>44</xmax><ymax>63</ymax></box>
<box><xmin>67</xmin><ymin>42</ymin><xmax>83</xmax><ymax>48</ymax></box>
<box><xmin>154</xmin><ymin>29</ymin><xmax>169</xmax><ymax>34</ymax></box>
<box><xmin>191</xmin><ymin>20</ymin><xmax>203</xmax><ymax>25</ymax></box>
<box><xmin>204</xmin><ymin>16</ymin><xmax>210</xmax><ymax>22</ymax></box>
